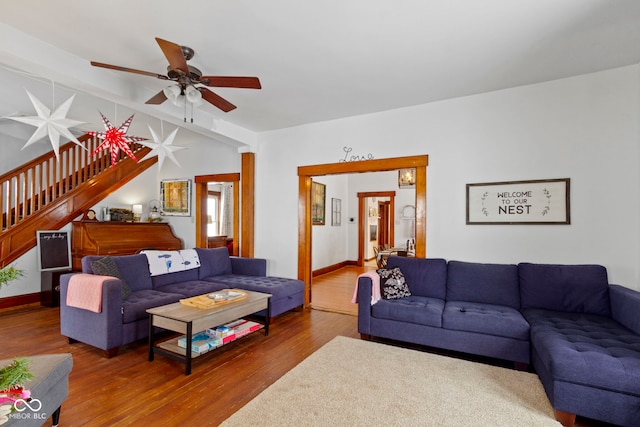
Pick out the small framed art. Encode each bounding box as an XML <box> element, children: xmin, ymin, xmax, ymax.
<box><xmin>161</xmin><ymin>179</ymin><xmax>192</xmax><ymax>216</ymax></box>
<box><xmin>311</xmin><ymin>181</ymin><xmax>326</xmax><ymax>225</ymax></box>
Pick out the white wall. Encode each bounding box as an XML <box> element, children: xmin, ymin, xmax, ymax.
<box><xmin>2</xmin><ymin>64</ymin><xmax>639</xmax><ymax>298</ymax></box>
<box><xmin>0</xmin><ymin>126</ymin><xmax>240</xmax><ymax>299</ymax></box>
<box><xmin>311</xmin><ymin>174</ymin><xmax>349</xmax><ymax>270</ymax></box>
<box><xmin>256</xmin><ymin>65</ymin><xmax>640</xmax><ymax>290</ymax></box>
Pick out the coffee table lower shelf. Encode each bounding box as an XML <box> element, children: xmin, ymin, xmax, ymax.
<box><xmin>147</xmin><ymin>290</ymin><xmax>271</xmax><ymax>375</ymax></box>
<box><xmin>155</xmin><ymin>325</ymin><xmax>265</xmax><ymax>359</ymax></box>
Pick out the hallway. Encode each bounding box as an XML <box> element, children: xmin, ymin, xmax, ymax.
<box><xmin>311</xmin><ymin>261</ymin><xmax>377</xmax><ymax>316</ymax></box>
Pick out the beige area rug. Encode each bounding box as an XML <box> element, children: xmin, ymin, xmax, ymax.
<box><xmin>221</xmin><ymin>336</ymin><xmax>561</xmax><ymax>427</ymax></box>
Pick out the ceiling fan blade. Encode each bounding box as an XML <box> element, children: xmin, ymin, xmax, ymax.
<box><xmin>90</xmin><ymin>61</ymin><xmax>167</xmax><ymax>79</ymax></box>
<box><xmin>145</xmin><ymin>90</ymin><xmax>168</xmax><ymax>105</ymax></box>
<box><xmin>155</xmin><ymin>37</ymin><xmax>189</xmax><ymax>74</ymax></box>
<box><xmin>199</xmin><ymin>88</ymin><xmax>237</xmax><ymax>112</ymax></box>
<box><xmin>200</xmin><ymin>76</ymin><xmax>262</xmax><ymax>89</ymax></box>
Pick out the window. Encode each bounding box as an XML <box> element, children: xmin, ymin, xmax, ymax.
<box><xmin>207</xmin><ymin>193</ymin><xmax>220</xmax><ymax>236</ymax></box>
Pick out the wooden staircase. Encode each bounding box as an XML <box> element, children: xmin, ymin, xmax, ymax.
<box><xmin>0</xmin><ymin>134</ymin><xmax>157</xmax><ymax>268</ymax></box>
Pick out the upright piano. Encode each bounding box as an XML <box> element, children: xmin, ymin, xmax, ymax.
<box><xmin>71</xmin><ymin>221</ymin><xmax>183</xmax><ymax>270</ymax></box>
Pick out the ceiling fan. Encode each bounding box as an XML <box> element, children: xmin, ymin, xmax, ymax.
<box><xmin>90</xmin><ymin>37</ymin><xmax>261</xmax><ymax>113</ymax></box>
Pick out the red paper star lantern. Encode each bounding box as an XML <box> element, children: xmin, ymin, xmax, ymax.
<box><xmin>88</xmin><ymin>112</ymin><xmax>148</xmax><ymax>168</ymax></box>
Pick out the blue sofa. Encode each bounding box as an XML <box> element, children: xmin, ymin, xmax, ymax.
<box><xmin>356</xmin><ymin>256</ymin><xmax>640</xmax><ymax>427</ymax></box>
<box><xmin>60</xmin><ymin>247</ymin><xmax>304</xmax><ymax>357</ymax></box>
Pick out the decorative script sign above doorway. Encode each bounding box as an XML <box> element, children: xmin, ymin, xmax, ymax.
<box><xmin>466</xmin><ymin>178</ymin><xmax>570</xmax><ymax>224</ymax></box>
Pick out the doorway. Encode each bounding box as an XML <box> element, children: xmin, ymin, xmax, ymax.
<box><xmin>378</xmin><ymin>200</ymin><xmax>390</xmax><ymax>249</ymax></box>
<box><xmin>358</xmin><ymin>191</ymin><xmax>396</xmax><ymax>265</ymax></box>
<box><xmin>298</xmin><ymin>155</ymin><xmax>428</xmax><ymax>306</ymax></box>
<box><xmin>194</xmin><ymin>173</ymin><xmax>240</xmax><ymax>256</ymax></box>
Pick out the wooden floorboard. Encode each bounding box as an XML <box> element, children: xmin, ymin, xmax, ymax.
<box><xmin>310</xmin><ymin>262</ymin><xmax>376</xmax><ymax>315</ymax></box>
<box><xmin>0</xmin><ymin>265</ymin><xmax>613</xmax><ymax>426</ymax></box>
<box><xmin>0</xmin><ymin>305</ymin><xmax>357</xmax><ymax>426</ymax></box>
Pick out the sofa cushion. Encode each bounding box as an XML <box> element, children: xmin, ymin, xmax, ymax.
<box><xmin>610</xmin><ymin>285</ymin><xmax>640</xmax><ymax>335</ymax></box>
<box><xmin>519</xmin><ymin>263</ymin><xmax>611</xmax><ymax>316</ymax></box>
<box><xmin>111</xmin><ymin>254</ymin><xmax>154</xmax><ymax>292</ymax></box>
<box><xmin>377</xmin><ymin>267</ymin><xmax>411</xmax><ymax>300</ymax></box>
<box><xmin>204</xmin><ymin>274</ymin><xmax>304</xmax><ymax>301</ymax></box>
<box><xmin>83</xmin><ymin>254</ymin><xmax>153</xmax><ymax>292</ymax></box>
<box><xmin>371</xmin><ymin>296</ymin><xmax>444</xmax><ymax>328</ymax></box>
<box><xmin>121</xmin><ymin>290</ymin><xmax>183</xmax><ymax>323</ymax></box>
<box><xmin>385</xmin><ymin>257</ymin><xmax>447</xmax><ymax>300</ymax></box>
<box><xmin>90</xmin><ymin>256</ymin><xmax>133</xmax><ymax>300</ymax></box>
<box><xmin>195</xmin><ymin>247</ymin><xmax>232</xmax><ymax>278</ymax></box>
<box><xmin>523</xmin><ymin>308</ymin><xmax>640</xmax><ymax>396</ymax></box>
<box><xmin>443</xmin><ymin>301</ymin><xmax>529</xmax><ymax>340</ymax></box>
<box><xmin>155</xmin><ymin>280</ymin><xmax>227</xmax><ymax>298</ymax></box>
<box><xmin>447</xmin><ymin>261</ymin><xmax>520</xmax><ymax>309</ymax></box>
<box><xmin>151</xmin><ymin>268</ymin><xmax>200</xmax><ymax>289</ymax></box>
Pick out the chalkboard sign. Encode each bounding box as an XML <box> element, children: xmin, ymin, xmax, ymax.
<box><xmin>36</xmin><ymin>230</ymin><xmax>72</xmax><ymax>271</ymax></box>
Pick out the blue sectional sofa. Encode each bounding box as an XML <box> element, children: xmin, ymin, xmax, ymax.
<box><xmin>60</xmin><ymin>247</ymin><xmax>304</xmax><ymax>357</ymax></box>
<box><xmin>356</xmin><ymin>256</ymin><xmax>640</xmax><ymax>427</ymax></box>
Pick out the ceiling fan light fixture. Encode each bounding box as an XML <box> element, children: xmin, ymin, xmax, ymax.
<box><xmin>185</xmin><ymin>86</ymin><xmax>203</xmax><ymax>107</ymax></box>
<box><xmin>163</xmin><ymin>85</ymin><xmax>182</xmax><ymax>105</ymax></box>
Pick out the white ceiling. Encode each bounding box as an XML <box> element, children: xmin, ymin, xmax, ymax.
<box><xmin>1</xmin><ymin>0</ymin><xmax>639</xmax><ymax>147</ymax></box>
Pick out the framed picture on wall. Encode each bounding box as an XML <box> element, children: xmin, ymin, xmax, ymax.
<box><xmin>466</xmin><ymin>178</ymin><xmax>570</xmax><ymax>224</ymax></box>
<box><xmin>161</xmin><ymin>179</ymin><xmax>192</xmax><ymax>216</ymax></box>
<box><xmin>369</xmin><ymin>224</ymin><xmax>378</xmax><ymax>241</ymax></box>
<box><xmin>36</xmin><ymin>230</ymin><xmax>72</xmax><ymax>271</ymax></box>
<box><xmin>311</xmin><ymin>181</ymin><xmax>326</xmax><ymax>225</ymax></box>
<box><xmin>331</xmin><ymin>198</ymin><xmax>341</xmax><ymax>226</ymax></box>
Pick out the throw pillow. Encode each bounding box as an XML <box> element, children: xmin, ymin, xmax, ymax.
<box><xmin>377</xmin><ymin>267</ymin><xmax>411</xmax><ymax>300</ymax></box>
<box><xmin>91</xmin><ymin>256</ymin><xmax>133</xmax><ymax>300</ymax></box>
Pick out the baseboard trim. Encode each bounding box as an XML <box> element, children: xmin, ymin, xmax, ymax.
<box><xmin>312</xmin><ymin>260</ymin><xmax>358</xmax><ymax>277</ymax></box>
<box><xmin>0</xmin><ymin>292</ymin><xmax>40</xmax><ymax>310</ymax></box>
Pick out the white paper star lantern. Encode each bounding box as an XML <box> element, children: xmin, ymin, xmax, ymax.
<box><xmin>139</xmin><ymin>125</ymin><xmax>186</xmax><ymax>170</ymax></box>
<box><xmin>5</xmin><ymin>90</ymin><xmax>87</xmax><ymax>159</ymax></box>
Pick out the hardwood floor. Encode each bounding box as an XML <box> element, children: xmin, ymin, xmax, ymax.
<box><xmin>0</xmin><ymin>267</ymin><xmax>615</xmax><ymax>426</ymax></box>
<box><xmin>310</xmin><ymin>263</ymin><xmax>376</xmax><ymax>315</ymax></box>
<box><xmin>0</xmin><ymin>304</ymin><xmax>357</xmax><ymax>426</ymax></box>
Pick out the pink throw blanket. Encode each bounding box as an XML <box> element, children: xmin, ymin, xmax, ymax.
<box><xmin>66</xmin><ymin>274</ymin><xmax>113</xmax><ymax>313</ymax></box>
<box><xmin>351</xmin><ymin>271</ymin><xmax>381</xmax><ymax>305</ymax></box>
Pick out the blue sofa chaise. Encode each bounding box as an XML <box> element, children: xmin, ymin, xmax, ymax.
<box><xmin>60</xmin><ymin>247</ymin><xmax>304</xmax><ymax>357</ymax></box>
<box><xmin>356</xmin><ymin>256</ymin><xmax>640</xmax><ymax>427</ymax></box>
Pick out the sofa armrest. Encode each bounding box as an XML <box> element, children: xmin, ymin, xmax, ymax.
<box><xmin>357</xmin><ymin>277</ymin><xmax>373</xmax><ymax>335</ymax></box>
<box><xmin>59</xmin><ymin>273</ymin><xmax>124</xmax><ymax>351</ymax></box>
<box><xmin>230</xmin><ymin>257</ymin><xmax>267</xmax><ymax>276</ymax></box>
<box><xmin>610</xmin><ymin>284</ymin><xmax>640</xmax><ymax>335</ymax></box>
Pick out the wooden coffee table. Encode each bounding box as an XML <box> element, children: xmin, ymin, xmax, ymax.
<box><xmin>147</xmin><ymin>289</ymin><xmax>271</xmax><ymax>375</ymax></box>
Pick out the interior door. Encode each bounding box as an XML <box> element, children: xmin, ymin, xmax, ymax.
<box><xmin>378</xmin><ymin>201</ymin><xmax>390</xmax><ymax>249</ymax></box>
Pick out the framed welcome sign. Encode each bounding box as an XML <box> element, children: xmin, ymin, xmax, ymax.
<box><xmin>466</xmin><ymin>178</ymin><xmax>570</xmax><ymax>225</ymax></box>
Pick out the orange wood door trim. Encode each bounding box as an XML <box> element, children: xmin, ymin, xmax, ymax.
<box><xmin>298</xmin><ymin>155</ymin><xmax>428</xmax><ymax>306</ymax></box>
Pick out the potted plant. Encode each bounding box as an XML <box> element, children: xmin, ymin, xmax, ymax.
<box><xmin>0</xmin><ymin>266</ymin><xmax>31</xmax><ymax>425</ymax></box>
<box><xmin>0</xmin><ymin>266</ymin><xmax>24</xmax><ymax>290</ymax></box>
<box><xmin>0</xmin><ymin>358</ymin><xmax>33</xmax><ymax>425</ymax></box>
